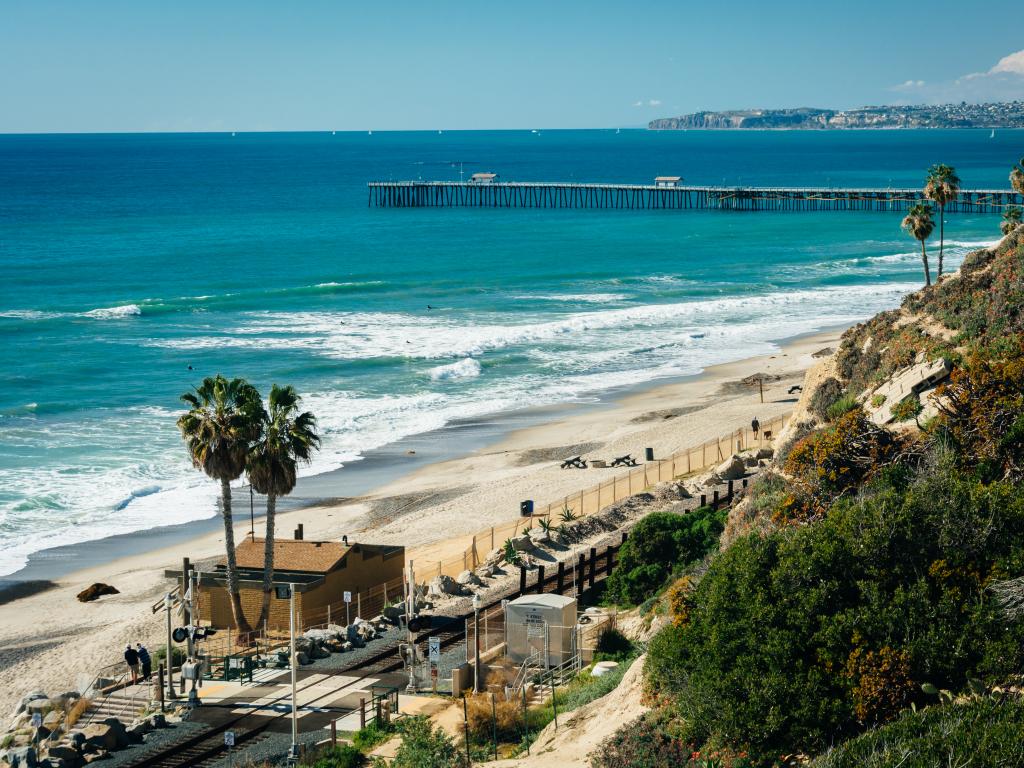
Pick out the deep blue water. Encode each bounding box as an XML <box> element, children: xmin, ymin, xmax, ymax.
<box><xmin>0</xmin><ymin>128</ymin><xmax>1019</xmax><ymax>576</ymax></box>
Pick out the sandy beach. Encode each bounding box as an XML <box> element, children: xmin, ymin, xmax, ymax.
<box><xmin>0</xmin><ymin>327</ymin><xmax>841</xmax><ymax>715</ymax></box>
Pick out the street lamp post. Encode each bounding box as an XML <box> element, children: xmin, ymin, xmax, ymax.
<box><xmin>473</xmin><ymin>593</ymin><xmax>482</xmax><ymax>694</ymax></box>
<box><xmin>288</xmin><ymin>583</ymin><xmax>299</xmax><ymax>763</ymax></box>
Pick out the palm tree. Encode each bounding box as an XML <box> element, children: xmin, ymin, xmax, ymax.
<box><xmin>178</xmin><ymin>375</ymin><xmax>262</xmax><ymax>634</ymax></box>
<box><xmin>902</xmin><ymin>203</ymin><xmax>936</xmax><ymax>287</ymax></box>
<box><xmin>923</xmin><ymin>164</ymin><xmax>960</xmax><ymax>278</ymax></box>
<box><xmin>1002</xmin><ymin>206</ymin><xmax>1022</xmax><ymax>236</ymax></box>
<box><xmin>247</xmin><ymin>385</ymin><xmax>320</xmax><ymax>628</ymax></box>
<box><xmin>1011</xmin><ymin>158</ymin><xmax>1024</xmax><ymax>196</ymax></box>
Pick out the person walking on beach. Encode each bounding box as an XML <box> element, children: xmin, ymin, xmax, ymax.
<box><xmin>751</xmin><ymin>417</ymin><xmax>761</xmax><ymax>439</ymax></box>
<box><xmin>136</xmin><ymin>643</ymin><xmax>152</xmax><ymax>681</ymax></box>
<box><xmin>124</xmin><ymin>644</ymin><xmax>140</xmax><ymax>686</ymax></box>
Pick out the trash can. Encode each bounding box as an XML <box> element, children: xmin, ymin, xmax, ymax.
<box><xmin>645</xmin><ymin>447</ymin><xmax>654</xmax><ymax>462</ymax></box>
<box><xmin>520</xmin><ymin>500</ymin><xmax>534</xmax><ymax>516</ymax></box>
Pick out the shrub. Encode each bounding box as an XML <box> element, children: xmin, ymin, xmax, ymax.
<box><xmin>811</xmin><ymin>697</ymin><xmax>1024</xmax><ymax>768</ymax></box>
<box><xmin>605</xmin><ymin>508</ymin><xmax>725</xmax><ymax>605</ymax></box>
<box><xmin>351</xmin><ymin>720</ymin><xmax>395</xmax><ymax>752</ymax></box>
<box><xmin>782</xmin><ymin>409</ymin><xmax>901</xmax><ymax>520</ymax></box>
<box><xmin>810</xmin><ymin>378</ymin><xmax>846</xmax><ymax>421</ymax></box>
<box><xmin>869</xmin><ymin>394</ymin><xmax>886</xmax><ymax>409</ymax></box>
<box><xmin>890</xmin><ymin>394</ymin><xmax>923</xmax><ymax>423</ymax></box>
<box><xmin>593</xmin><ymin>627</ymin><xmax>633</xmax><ymax>661</ymax></box>
<box><xmin>935</xmin><ymin>349</ymin><xmax>1024</xmax><ymax>481</ymax></box>
<box><xmin>644</xmin><ymin>467</ymin><xmax>1024</xmax><ymax>761</ymax></box>
<box><xmin>825</xmin><ymin>394</ymin><xmax>858</xmax><ymax>422</ymax></box>
<box><xmin>590</xmin><ymin>712</ymin><xmax>690</xmax><ymax>768</ymax></box>
<box><xmin>302</xmin><ymin>745</ymin><xmax>366</xmax><ymax>768</ymax></box>
<box><xmin>391</xmin><ymin>716</ymin><xmax>460</xmax><ymax>768</ymax></box>
<box><xmin>465</xmin><ymin>694</ymin><xmax>523</xmax><ymax>743</ymax></box>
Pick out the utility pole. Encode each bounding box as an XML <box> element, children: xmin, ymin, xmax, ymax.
<box><xmin>288</xmin><ymin>583</ymin><xmax>299</xmax><ymax>763</ymax></box>
<box><xmin>406</xmin><ymin>560</ymin><xmax>417</xmax><ymax>693</ymax></box>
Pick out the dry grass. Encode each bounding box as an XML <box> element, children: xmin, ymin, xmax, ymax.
<box><xmin>66</xmin><ymin>697</ymin><xmax>92</xmax><ymax>728</ymax></box>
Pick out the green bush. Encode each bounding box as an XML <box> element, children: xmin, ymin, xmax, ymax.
<box><xmin>593</xmin><ymin>627</ymin><xmax>633</xmax><ymax>662</ymax></box>
<box><xmin>390</xmin><ymin>716</ymin><xmax>459</xmax><ymax>768</ymax></box>
<box><xmin>810</xmin><ymin>377</ymin><xmax>846</xmax><ymax>421</ymax></box>
<box><xmin>890</xmin><ymin>394</ymin><xmax>923</xmax><ymax>423</ymax></box>
<box><xmin>351</xmin><ymin>720</ymin><xmax>395</xmax><ymax>752</ymax></box>
<box><xmin>302</xmin><ymin>744</ymin><xmax>366</xmax><ymax>768</ymax></box>
<box><xmin>606</xmin><ymin>508</ymin><xmax>726</xmax><ymax>605</ymax></box>
<box><xmin>645</xmin><ymin>465</ymin><xmax>1024</xmax><ymax>762</ymax></box>
<box><xmin>812</xmin><ymin>698</ymin><xmax>1024</xmax><ymax>768</ymax></box>
<box><xmin>825</xmin><ymin>394</ymin><xmax>858</xmax><ymax>422</ymax></box>
<box><xmin>590</xmin><ymin>712</ymin><xmax>691</xmax><ymax>768</ymax></box>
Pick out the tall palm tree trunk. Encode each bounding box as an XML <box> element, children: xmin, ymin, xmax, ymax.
<box><xmin>220</xmin><ymin>478</ymin><xmax>253</xmax><ymax>634</ymax></box>
<box><xmin>920</xmin><ymin>241</ymin><xmax>932</xmax><ymax>287</ymax></box>
<box><xmin>258</xmin><ymin>493</ymin><xmax>277</xmax><ymax>628</ymax></box>
<box><xmin>937</xmin><ymin>205</ymin><xmax>945</xmax><ymax>277</ymax></box>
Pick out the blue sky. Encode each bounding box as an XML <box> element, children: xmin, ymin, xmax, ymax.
<box><xmin>2</xmin><ymin>0</ymin><xmax>1023</xmax><ymax>132</ymax></box>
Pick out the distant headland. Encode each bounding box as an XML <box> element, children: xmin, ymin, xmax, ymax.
<box><xmin>649</xmin><ymin>101</ymin><xmax>1024</xmax><ymax>130</ymax></box>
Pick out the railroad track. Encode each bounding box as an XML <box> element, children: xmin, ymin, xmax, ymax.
<box><xmin>127</xmin><ymin>532</ymin><xmax>637</xmax><ymax>767</ymax></box>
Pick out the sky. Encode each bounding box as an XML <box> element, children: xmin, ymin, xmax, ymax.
<box><xmin>2</xmin><ymin>0</ymin><xmax>1024</xmax><ymax>133</ymax></box>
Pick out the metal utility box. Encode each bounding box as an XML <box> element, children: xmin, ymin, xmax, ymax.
<box><xmin>505</xmin><ymin>593</ymin><xmax>577</xmax><ymax>667</ymax></box>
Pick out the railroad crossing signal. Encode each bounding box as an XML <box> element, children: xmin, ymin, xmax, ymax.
<box><xmin>428</xmin><ymin>636</ymin><xmax>441</xmax><ymax>663</ymax></box>
<box><xmin>224</xmin><ymin>731</ymin><xmax>235</xmax><ymax>747</ymax></box>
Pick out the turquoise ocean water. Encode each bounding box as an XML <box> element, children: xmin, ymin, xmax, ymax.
<box><xmin>0</xmin><ymin>129</ymin><xmax>1019</xmax><ymax>577</ymax></box>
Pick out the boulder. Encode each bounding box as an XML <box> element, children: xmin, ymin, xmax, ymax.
<box><xmin>294</xmin><ymin>637</ymin><xmax>314</xmax><ymax>656</ymax></box>
<box><xmin>11</xmin><ymin>693</ymin><xmax>48</xmax><ymax>718</ymax></box>
<box><xmin>148</xmin><ymin>713</ymin><xmax>167</xmax><ymax>730</ymax></box>
<box><xmin>455</xmin><ymin>570</ymin><xmax>481</xmax><ymax>587</ymax></box>
<box><xmin>475</xmin><ymin>566</ymin><xmax>494</xmax><ymax>579</ymax></box>
<box><xmin>75</xmin><ymin>584</ymin><xmax>119</xmax><ymax>603</ymax></box>
<box><xmin>714</xmin><ymin>455</ymin><xmax>747</xmax><ymax>481</ymax></box>
<box><xmin>427</xmin><ymin>574</ymin><xmax>467</xmax><ymax>598</ymax></box>
<box><xmin>302</xmin><ymin>629</ymin><xmax>338</xmax><ymax>644</ymax></box>
<box><xmin>125</xmin><ymin>721</ymin><xmax>151</xmax><ymax>744</ymax></box>
<box><xmin>382</xmin><ymin>604</ymin><xmax>405</xmax><ymax>623</ymax></box>
<box><xmin>66</xmin><ymin>732</ymin><xmax>85</xmax><ymax>750</ymax></box>
<box><xmin>80</xmin><ymin>722</ymin><xmax>124</xmax><ymax>751</ymax></box>
<box><xmin>341</xmin><ymin>641</ymin><xmax>353</xmax><ymax>652</ymax></box>
<box><xmin>45</xmin><ymin>746</ymin><xmax>81</xmax><ymax>767</ymax></box>
<box><xmin>756</xmin><ymin>447</ymin><xmax>774</xmax><ymax>460</ymax></box>
<box><xmin>295</xmin><ymin>651</ymin><xmax>310</xmax><ymax>666</ymax></box>
<box><xmin>309</xmin><ymin>643</ymin><xmax>330</xmax><ymax>660</ymax></box>
<box><xmin>43</xmin><ymin>711</ymin><xmax>63</xmax><ymax>730</ymax></box>
<box><xmin>82</xmin><ymin>752</ymin><xmax>109</xmax><ymax>764</ymax></box>
<box><xmin>5</xmin><ymin>746</ymin><xmax>38</xmax><ymax>768</ymax></box>
<box><xmin>483</xmin><ymin>548</ymin><xmax>503</xmax><ymax>567</ymax></box>
<box><xmin>510</xmin><ymin>534</ymin><xmax>533</xmax><ymax>553</ymax></box>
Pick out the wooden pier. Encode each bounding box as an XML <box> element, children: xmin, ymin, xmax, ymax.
<box><xmin>368</xmin><ymin>181</ymin><xmax>1022</xmax><ymax>213</ymax></box>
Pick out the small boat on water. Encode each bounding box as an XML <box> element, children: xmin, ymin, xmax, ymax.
<box><xmin>990</xmin><ymin>129</ymin><xmax>996</xmax><ymax>139</ymax></box>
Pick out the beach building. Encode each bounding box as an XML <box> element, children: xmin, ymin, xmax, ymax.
<box><xmin>469</xmin><ymin>172</ymin><xmax>498</xmax><ymax>184</ymax></box>
<box><xmin>178</xmin><ymin>535</ymin><xmax>404</xmax><ymax>630</ymax></box>
<box><xmin>654</xmin><ymin>175</ymin><xmax>683</xmax><ymax>188</ymax></box>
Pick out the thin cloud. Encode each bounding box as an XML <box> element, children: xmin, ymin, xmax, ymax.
<box><xmin>633</xmin><ymin>98</ymin><xmax>663</xmax><ymax>108</ymax></box>
<box><xmin>892</xmin><ymin>49</ymin><xmax>1024</xmax><ymax>103</ymax></box>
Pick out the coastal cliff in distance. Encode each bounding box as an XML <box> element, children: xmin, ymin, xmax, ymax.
<box><xmin>649</xmin><ymin>101</ymin><xmax>1024</xmax><ymax>129</ymax></box>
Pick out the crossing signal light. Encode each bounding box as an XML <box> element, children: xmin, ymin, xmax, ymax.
<box><xmin>172</xmin><ymin>625</ymin><xmax>219</xmax><ymax>643</ymax></box>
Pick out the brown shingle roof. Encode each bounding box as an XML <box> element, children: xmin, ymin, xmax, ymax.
<box><xmin>225</xmin><ymin>538</ymin><xmax>350</xmax><ymax>574</ymax></box>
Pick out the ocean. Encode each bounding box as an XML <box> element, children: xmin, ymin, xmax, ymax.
<box><xmin>0</xmin><ymin>128</ymin><xmax>1018</xmax><ymax>578</ymax></box>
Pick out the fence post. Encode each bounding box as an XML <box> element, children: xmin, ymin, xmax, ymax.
<box><xmin>577</xmin><ymin>553</ymin><xmax>586</xmax><ymax>594</ymax></box>
<box><xmin>713</xmin><ymin>490</ymin><xmax>719</xmax><ymax>509</ymax></box>
<box><xmin>360</xmin><ymin>697</ymin><xmax>366</xmax><ymax>730</ymax></box>
<box><xmin>700</xmin><ymin>493</ymin><xmax>707</xmax><ymax>508</ymax></box>
<box><xmin>490</xmin><ymin>527</ymin><xmax>494</xmax><ymax>550</ymax></box>
<box><xmin>519</xmin><ymin>566</ymin><xmax>527</xmax><ymax>596</ymax></box>
<box><xmin>536</xmin><ymin>565</ymin><xmax>545</xmax><ymax>594</ymax></box>
<box><xmin>728</xmin><ymin>479</ymin><xmax>734</xmax><ymax>500</ymax></box>
<box><xmin>588</xmin><ymin>547</ymin><xmax>596</xmax><ymax>589</ymax></box>
<box><xmin>472</xmin><ymin>535</ymin><xmax>477</xmax><ymax>567</ymax></box>
<box><xmin>556</xmin><ymin>561</ymin><xmax>565</xmax><ymax>594</ymax></box>
<box><xmin>357</xmin><ymin>592</ymin><xmax>361</xmax><ymax>620</ymax></box>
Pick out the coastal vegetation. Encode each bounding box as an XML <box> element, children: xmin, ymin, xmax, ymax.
<box><xmin>591</xmin><ymin>224</ymin><xmax>1024</xmax><ymax>766</ymax></box>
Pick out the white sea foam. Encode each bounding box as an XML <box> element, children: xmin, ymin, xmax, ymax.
<box><xmin>83</xmin><ymin>304</ymin><xmax>142</xmax><ymax>319</ymax></box>
<box><xmin>429</xmin><ymin>358</ymin><xmax>483</xmax><ymax>381</ymax></box>
<box><xmin>0</xmin><ymin>277</ymin><xmax>927</xmax><ymax>578</ymax></box>
<box><xmin>517</xmin><ymin>293</ymin><xmax>629</xmax><ymax>303</ymax></box>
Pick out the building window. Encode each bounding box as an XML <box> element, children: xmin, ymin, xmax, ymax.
<box><xmin>275</xmin><ymin>585</ymin><xmax>291</xmax><ymax>600</ymax></box>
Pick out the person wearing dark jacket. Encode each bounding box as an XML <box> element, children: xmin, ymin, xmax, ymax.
<box><xmin>124</xmin><ymin>644</ymin><xmax>140</xmax><ymax>685</ymax></box>
<box><xmin>136</xmin><ymin>643</ymin><xmax>152</xmax><ymax>681</ymax></box>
